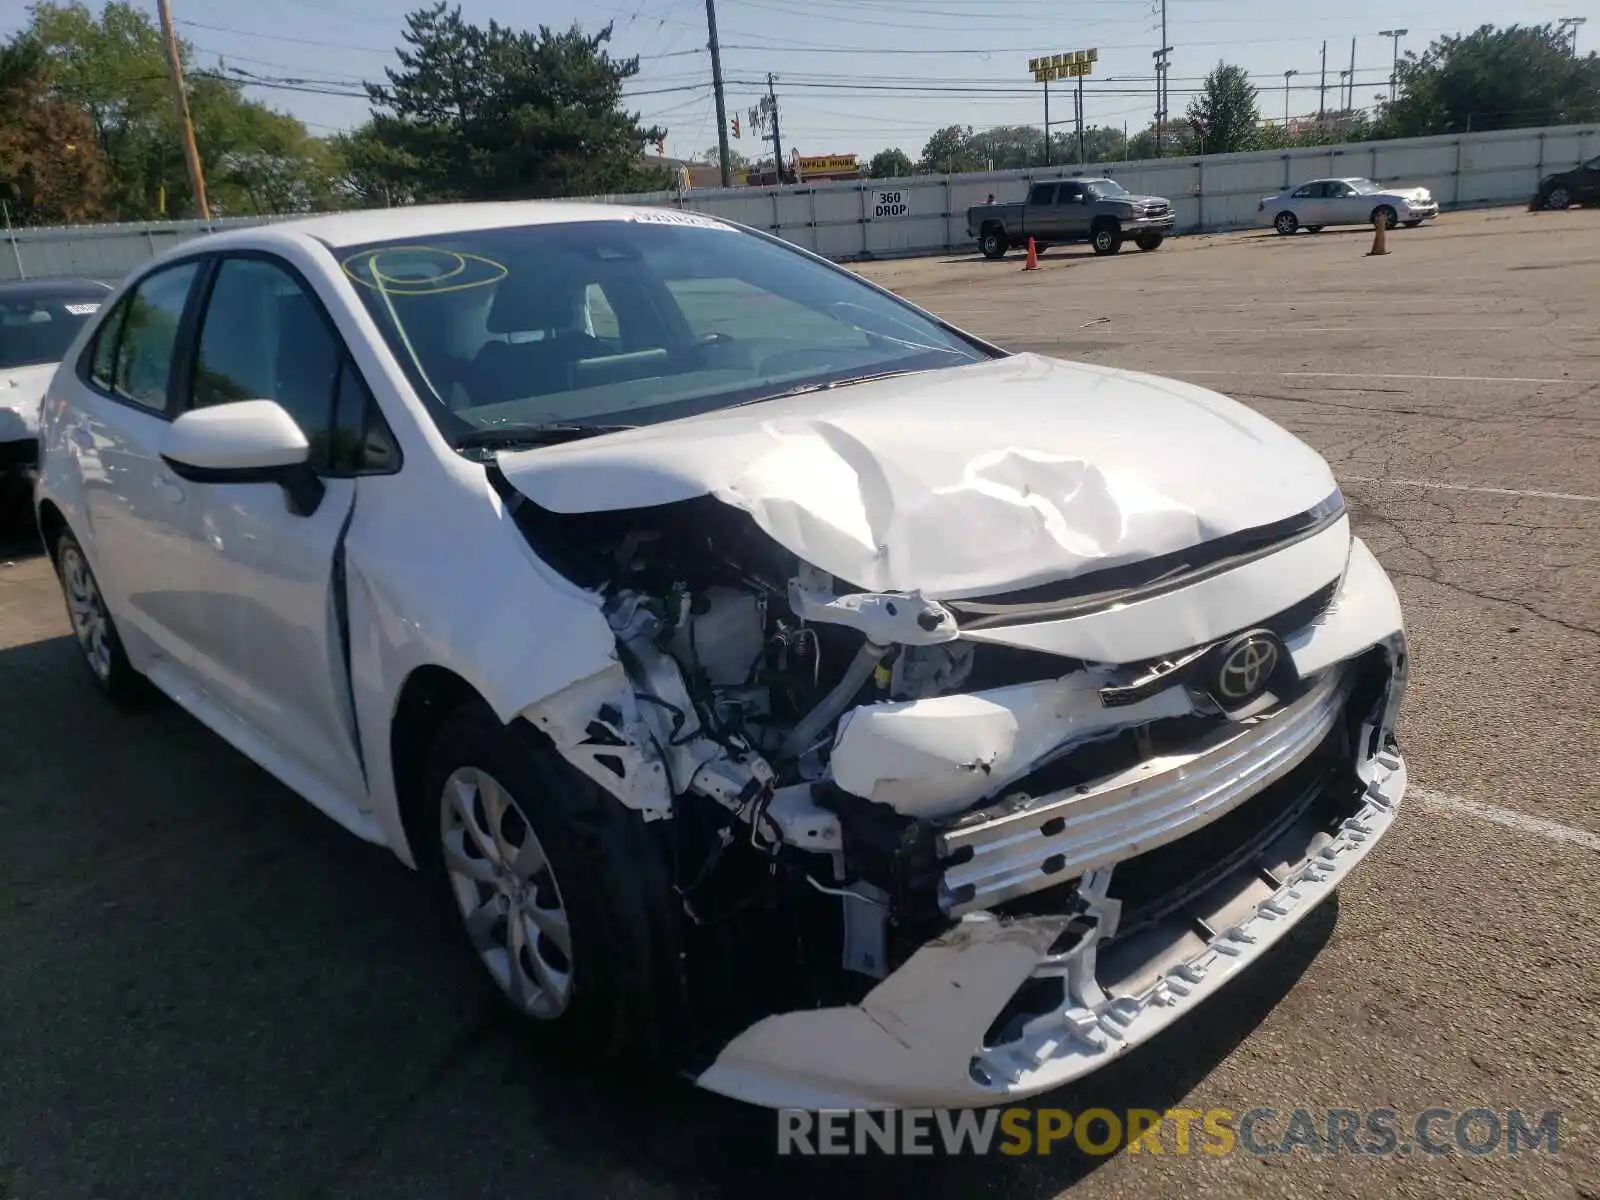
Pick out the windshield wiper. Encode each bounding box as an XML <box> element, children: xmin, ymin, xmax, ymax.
<box><xmin>751</xmin><ymin>367</ymin><xmax>932</xmax><ymax>405</ymax></box>
<box><xmin>453</xmin><ymin>422</ymin><xmax>635</xmax><ymax>451</ymax></box>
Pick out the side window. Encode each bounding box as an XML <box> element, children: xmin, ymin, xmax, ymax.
<box><xmin>87</xmin><ymin>297</ymin><xmax>130</xmax><ymax>390</ymax></box>
<box><xmin>1327</xmin><ymin>182</ymin><xmax>1350</xmax><ymax>197</ymax></box>
<box><xmin>1028</xmin><ymin>183</ymin><xmax>1056</xmax><ymax>205</ymax></box>
<box><xmin>327</xmin><ymin>358</ymin><xmax>399</xmax><ymax>475</ymax></box>
<box><xmin>1058</xmin><ymin>182</ymin><xmax>1084</xmax><ymax>203</ymax></box>
<box><xmin>104</xmin><ymin>262</ymin><xmax>201</xmax><ymax>412</ymax></box>
<box><xmin>1291</xmin><ymin>183</ymin><xmax>1317</xmax><ymax>199</ymax></box>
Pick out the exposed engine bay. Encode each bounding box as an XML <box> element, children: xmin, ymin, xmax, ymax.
<box><xmin>501</xmin><ymin>473</ymin><xmax>1406</xmax><ymax>1069</ymax></box>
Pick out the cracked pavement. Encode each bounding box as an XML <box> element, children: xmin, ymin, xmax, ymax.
<box><xmin>1</xmin><ymin>206</ymin><xmax>1596</xmax><ymax>1199</ymax></box>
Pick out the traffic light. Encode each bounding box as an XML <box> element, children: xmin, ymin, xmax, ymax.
<box><xmin>731</xmin><ymin>115</ymin><xmax>741</xmax><ymax>139</ymax></box>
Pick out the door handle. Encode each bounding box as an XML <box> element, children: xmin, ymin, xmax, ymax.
<box><xmin>157</xmin><ymin>476</ymin><xmax>186</xmax><ymax>503</ymax></box>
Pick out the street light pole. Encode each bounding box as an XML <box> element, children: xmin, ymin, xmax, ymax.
<box><xmin>1283</xmin><ymin>69</ymin><xmax>1298</xmax><ymax>129</ymax></box>
<box><xmin>1378</xmin><ymin>29</ymin><xmax>1407</xmax><ymax>103</ymax></box>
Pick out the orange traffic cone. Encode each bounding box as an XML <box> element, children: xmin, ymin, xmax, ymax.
<box><xmin>1023</xmin><ymin>236</ymin><xmax>1040</xmax><ymax>270</ymax></box>
<box><xmin>1367</xmin><ymin>214</ymin><xmax>1389</xmax><ymax>257</ymax></box>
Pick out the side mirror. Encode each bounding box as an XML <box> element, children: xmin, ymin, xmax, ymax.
<box><xmin>160</xmin><ymin>399</ymin><xmax>325</xmax><ymax>516</ymax></box>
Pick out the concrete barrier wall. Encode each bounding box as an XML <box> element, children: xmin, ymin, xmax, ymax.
<box><xmin>4</xmin><ymin>124</ymin><xmax>1596</xmax><ymax>282</ymax></box>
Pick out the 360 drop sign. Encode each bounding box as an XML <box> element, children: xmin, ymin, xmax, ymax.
<box><xmin>872</xmin><ymin>190</ymin><xmax>910</xmax><ymax>219</ymax></box>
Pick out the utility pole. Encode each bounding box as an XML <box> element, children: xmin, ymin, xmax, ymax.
<box><xmin>765</xmin><ymin>73</ymin><xmax>785</xmax><ymax>185</ymax></box>
<box><xmin>1347</xmin><ymin>37</ymin><xmax>1356</xmax><ymax>110</ymax></box>
<box><xmin>1378</xmin><ymin>29</ymin><xmax>1407</xmax><ymax>104</ymax></box>
<box><xmin>1283</xmin><ymin>69</ymin><xmax>1298</xmax><ymax>129</ymax></box>
<box><xmin>1558</xmin><ymin>17</ymin><xmax>1587</xmax><ymax>55</ymax></box>
<box><xmin>704</xmin><ymin>0</ymin><xmax>731</xmax><ymax>187</ymax></box>
<box><xmin>1319</xmin><ymin>40</ymin><xmax>1327</xmax><ymax>123</ymax></box>
<box><xmin>155</xmin><ymin>0</ymin><xmax>208</xmax><ymax>220</ymax></box>
<box><xmin>1076</xmin><ymin>66</ymin><xmax>1085</xmax><ymax>165</ymax></box>
<box><xmin>1044</xmin><ymin>79</ymin><xmax>1052</xmax><ymax>166</ymax></box>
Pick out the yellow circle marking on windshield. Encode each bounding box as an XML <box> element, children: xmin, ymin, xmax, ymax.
<box><xmin>341</xmin><ymin>245</ymin><xmax>509</xmax><ymax>294</ymax></box>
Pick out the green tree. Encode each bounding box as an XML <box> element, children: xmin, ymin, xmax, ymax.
<box><xmin>1380</xmin><ymin>24</ymin><xmax>1600</xmax><ymax>135</ymax></box>
<box><xmin>919</xmin><ymin>124</ymin><xmax>982</xmax><ymax>174</ymax></box>
<box><xmin>867</xmin><ymin>146</ymin><xmax>914</xmax><ymax>177</ymax></box>
<box><xmin>365</xmin><ymin>3</ymin><xmax>667</xmax><ymax>201</ymax></box>
<box><xmin>1185</xmin><ymin>62</ymin><xmax>1261</xmax><ymax>154</ymax></box>
<box><xmin>0</xmin><ymin>32</ymin><xmax>108</xmax><ymax>223</ymax></box>
<box><xmin>699</xmin><ymin>145</ymin><xmax>750</xmax><ymax>173</ymax></box>
<box><xmin>29</xmin><ymin>2</ymin><xmax>333</xmax><ymax>219</ymax></box>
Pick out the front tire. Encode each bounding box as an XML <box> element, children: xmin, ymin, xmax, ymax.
<box><xmin>1134</xmin><ymin>232</ymin><xmax>1164</xmax><ymax>251</ymax></box>
<box><xmin>1091</xmin><ymin>222</ymin><xmax>1123</xmax><ymax>255</ymax></box>
<box><xmin>53</xmin><ymin>531</ymin><xmax>145</xmax><ymax>704</ymax></box>
<box><xmin>1274</xmin><ymin>211</ymin><xmax>1299</xmax><ymax>235</ymax></box>
<box><xmin>1372</xmin><ymin>205</ymin><xmax>1399</xmax><ymax>230</ymax></box>
<box><xmin>1546</xmin><ymin>186</ymin><xmax>1571</xmax><ymax>210</ymax></box>
<box><xmin>416</xmin><ymin>709</ymin><xmax>674</xmax><ymax>1060</ymax></box>
<box><xmin>979</xmin><ymin>227</ymin><xmax>1008</xmax><ymax>259</ymax></box>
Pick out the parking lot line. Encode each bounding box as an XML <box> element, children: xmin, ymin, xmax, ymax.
<box><xmin>1175</xmin><ymin>369</ymin><xmax>1592</xmax><ymax>386</ymax></box>
<box><xmin>1413</xmin><ymin>787</ymin><xmax>1600</xmax><ymax>853</ymax></box>
<box><xmin>1340</xmin><ymin>476</ymin><xmax>1600</xmax><ymax>504</ymax></box>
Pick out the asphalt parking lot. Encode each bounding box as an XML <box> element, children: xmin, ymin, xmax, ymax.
<box><xmin>2</xmin><ymin>206</ymin><xmax>1597</xmax><ymax>1199</ymax></box>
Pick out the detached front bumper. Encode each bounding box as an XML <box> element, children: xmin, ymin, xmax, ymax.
<box><xmin>694</xmin><ymin>540</ymin><xmax>1407</xmax><ymax>1110</ymax></box>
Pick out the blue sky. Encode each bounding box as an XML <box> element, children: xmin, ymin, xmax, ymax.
<box><xmin>9</xmin><ymin>0</ymin><xmax>1597</xmax><ymax>161</ymax></box>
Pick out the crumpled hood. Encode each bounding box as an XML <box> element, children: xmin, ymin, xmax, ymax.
<box><xmin>0</xmin><ymin>363</ymin><xmax>55</xmax><ymax>442</ymax></box>
<box><xmin>497</xmin><ymin>353</ymin><xmax>1338</xmax><ymax>598</ymax></box>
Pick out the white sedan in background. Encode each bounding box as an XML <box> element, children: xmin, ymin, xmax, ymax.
<box><xmin>1259</xmin><ymin>178</ymin><xmax>1440</xmax><ymax>235</ymax></box>
<box><xmin>33</xmin><ymin>201</ymin><xmax>1407</xmax><ymax>1109</ymax></box>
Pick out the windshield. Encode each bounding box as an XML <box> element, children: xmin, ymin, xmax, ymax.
<box><xmin>1347</xmin><ymin>179</ymin><xmax>1382</xmax><ymax>194</ymax></box>
<box><xmin>0</xmin><ymin>288</ymin><xmax>107</xmax><ymax>370</ymax></box>
<box><xmin>1086</xmin><ymin>180</ymin><xmax>1129</xmax><ymax>199</ymax></box>
<box><xmin>337</xmin><ymin>216</ymin><xmax>992</xmax><ymax>442</ymax></box>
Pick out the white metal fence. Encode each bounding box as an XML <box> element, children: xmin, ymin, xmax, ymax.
<box><xmin>3</xmin><ymin>123</ymin><xmax>1595</xmax><ymax>283</ymax></box>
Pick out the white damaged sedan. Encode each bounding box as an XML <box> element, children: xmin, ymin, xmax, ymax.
<box><xmin>35</xmin><ymin>202</ymin><xmax>1407</xmax><ymax>1109</ymax></box>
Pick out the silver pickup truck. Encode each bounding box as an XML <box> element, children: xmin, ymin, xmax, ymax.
<box><xmin>967</xmin><ymin>178</ymin><xmax>1177</xmax><ymax>258</ymax></box>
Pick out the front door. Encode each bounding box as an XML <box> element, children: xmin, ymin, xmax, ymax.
<box><xmin>1055</xmin><ymin>181</ymin><xmax>1093</xmax><ymax>238</ymax></box>
<box><xmin>163</xmin><ymin>253</ymin><xmax>377</xmax><ymax>805</ymax></box>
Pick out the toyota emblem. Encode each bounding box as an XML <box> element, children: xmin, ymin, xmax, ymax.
<box><xmin>1214</xmin><ymin>632</ymin><xmax>1282</xmax><ymax>702</ymax></box>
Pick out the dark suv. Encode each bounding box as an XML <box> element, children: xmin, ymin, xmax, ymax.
<box><xmin>1531</xmin><ymin>155</ymin><xmax>1600</xmax><ymax>210</ymax></box>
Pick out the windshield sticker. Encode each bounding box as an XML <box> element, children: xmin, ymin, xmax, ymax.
<box><xmin>64</xmin><ymin>302</ymin><xmax>101</xmax><ymax>315</ymax></box>
<box><xmin>341</xmin><ymin>246</ymin><xmax>508</xmax><ymax>295</ymax></box>
<box><xmin>628</xmin><ymin>209</ymin><xmax>727</xmax><ymax>230</ymax></box>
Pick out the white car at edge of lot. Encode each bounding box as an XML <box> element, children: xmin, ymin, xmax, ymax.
<box><xmin>0</xmin><ymin>278</ymin><xmax>112</xmax><ymax>492</ymax></box>
<box><xmin>32</xmin><ymin>201</ymin><xmax>1409</xmax><ymax>1110</ymax></box>
<box><xmin>1259</xmin><ymin>177</ymin><xmax>1440</xmax><ymax>235</ymax></box>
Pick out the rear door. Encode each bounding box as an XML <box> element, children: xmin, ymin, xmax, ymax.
<box><xmin>1025</xmin><ymin>183</ymin><xmax>1057</xmax><ymax>238</ymax></box>
<box><xmin>1287</xmin><ymin>182</ymin><xmax>1325</xmax><ymax>224</ymax></box>
<box><xmin>68</xmin><ymin>260</ymin><xmax>208</xmax><ymax>673</ymax></box>
<box><xmin>170</xmin><ymin>252</ymin><xmax>400</xmax><ymax>805</ymax></box>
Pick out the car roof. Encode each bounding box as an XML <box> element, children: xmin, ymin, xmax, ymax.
<box><xmin>0</xmin><ymin>277</ymin><xmax>113</xmax><ymax>300</ymax></box>
<box><xmin>217</xmin><ymin>200</ymin><xmax>720</xmax><ymax>251</ymax></box>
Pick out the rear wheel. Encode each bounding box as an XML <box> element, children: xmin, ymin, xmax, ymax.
<box><xmin>1274</xmin><ymin>211</ymin><xmax>1299</xmax><ymax>235</ymax></box>
<box><xmin>1134</xmin><ymin>232</ymin><xmax>1164</xmax><ymax>251</ymax></box>
<box><xmin>1372</xmin><ymin>205</ymin><xmax>1399</xmax><ymax>230</ymax></box>
<box><xmin>53</xmin><ymin>531</ymin><xmax>145</xmax><ymax>704</ymax></box>
<box><xmin>979</xmin><ymin>227</ymin><xmax>1008</xmax><ymax>259</ymax></box>
<box><xmin>1091</xmin><ymin>222</ymin><xmax>1123</xmax><ymax>255</ymax></box>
